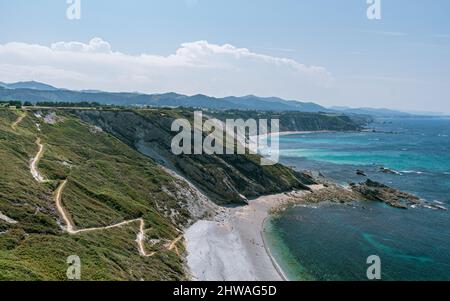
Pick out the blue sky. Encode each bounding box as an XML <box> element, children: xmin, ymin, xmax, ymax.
<box><xmin>1</xmin><ymin>0</ymin><xmax>449</xmax><ymax>112</ymax></box>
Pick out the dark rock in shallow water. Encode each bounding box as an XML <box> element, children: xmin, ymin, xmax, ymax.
<box><xmin>356</xmin><ymin>170</ymin><xmax>367</xmax><ymax>176</ymax></box>
<box><xmin>350</xmin><ymin>179</ymin><xmax>421</xmax><ymax>209</ymax></box>
<box><xmin>380</xmin><ymin>167</ymin><xmax>402</xmax><ymax>175</ymax></box>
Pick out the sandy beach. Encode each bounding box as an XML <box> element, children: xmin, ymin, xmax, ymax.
<box><xmin>271</xmin><ymin>130</ymin><xmax>336</xmax><ymax>137</ymax></box>
<box><xmin>247</xmin><ymin>131</ymin><xmax>336</xmax><ymax>153</ymax></box>
<box><xmin>185</xmin><ymin>190</ymin><xmax>313</xmax><ymax>281</ymax></box>
<box><xmin>250</xmin><ymin>130</ymin><xmax>336</xmax><ymax>140</ymax></box>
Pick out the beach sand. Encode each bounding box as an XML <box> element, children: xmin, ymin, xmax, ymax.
<box><xmin>249</xmin><ymin>130</ymin><xmax>336</xmax><ymax>141</ymax></box>
<box><xmin>185</xmin><ymin>190</ymin><xmax>312</xmax><ymax>281</ymax></box>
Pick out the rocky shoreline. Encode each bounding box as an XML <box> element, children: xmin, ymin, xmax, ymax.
<box><xmin>272</xmin><ymin>175</ymin><xmax>448</xmax><ymax>213</ymax></box>
<box><xmin>350</xmin><ymin>179</ymin><xmax>420</xmax><ymax>209</ymax></box>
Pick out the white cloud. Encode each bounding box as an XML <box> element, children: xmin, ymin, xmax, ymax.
<box><xmin>51</xmin><ymin>37</ymin><xmax>112</xmax><ymax>53</ymax></box>
<box><xmin>0</xmin><ymin>38</ymin><xmax>333</xmax><ymax>99</ymax></box>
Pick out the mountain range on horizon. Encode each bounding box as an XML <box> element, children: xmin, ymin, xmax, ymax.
<box><xmin>0</xmin><ymin>81</ymin><xmax>60</xmax><ymax>91</ymax></box>
<box><xmin>0</xmin><ymin>81</ymin><xmax>441</xmax><ymax>117</ymax></box>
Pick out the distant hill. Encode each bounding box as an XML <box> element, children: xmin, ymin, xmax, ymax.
<box><xmin>0</xmin><ymin>81</ymin><xmax>59</xmax><ymax>91</ymax></box>
<box><xmin>0</xmin><ymin>81</ymin><xmax>428</xmax><ymax>116</ymax></box>
<box><xmin>223</xmin><ymin>95</ymin><xmax>328</xmax><ymax>112</ymax></box>
<box><xmin>0</xmin><ymin>81</ymin><xmax>331</xmax><ymax>112</ymax></box>
<box><xmin>330</xmin><ymin>106</ymin><xmax>412</xmax><ymax>117</ymax></box>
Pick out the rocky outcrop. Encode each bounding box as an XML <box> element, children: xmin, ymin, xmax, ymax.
<box><xmin>278</xmin><ymin>177</ymin><xmax>448</xmax><ymax>211</ymax></box>
<box><xmin>350</xmin><ymin>179</ymin><xmax>421</xmax><ymax>209</ymax></box>
<box><xmin>379</xmin><ymin>167</ymin><xmax>402</xmax><ymax>175</ymax></box>
<box><xmin>356</xmin><ymin>169</ymin><xmax>367</xmax><ymax>176</ymax></box>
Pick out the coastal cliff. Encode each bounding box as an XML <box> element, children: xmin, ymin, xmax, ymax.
<box><xmin>74</xmin><ymin>109</ymin><xmax>317</xmax><ymax>204</ymax></box>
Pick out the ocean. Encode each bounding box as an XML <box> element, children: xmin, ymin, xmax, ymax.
<box><xmin>264</xmin><ymin>117</ymin><xmax>450</xmax><ymax>281</ymax></box>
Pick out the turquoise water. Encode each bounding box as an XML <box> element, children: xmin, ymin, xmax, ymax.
<box><xmin>266</xmin><ymin>117</ymin><xmax>450</xmax><ymax>280</ymax></box>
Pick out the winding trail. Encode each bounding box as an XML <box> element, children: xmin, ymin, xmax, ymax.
<box><xmin>168</xmin><ymin>235</ymin><xmax>183</xmax><ymax>256</ymax></box>
<box><xmin>30</xmin><ymin>138</ymin><xmax>46</xmax><ymax>183</ymax></box>
<box><xmin>30</xmin><ymin>137</ymin><xmax>182</xmax><ymax>258</ymax></box>
<box><xmin>11</xmin><ymin>112</ymin><xmax>26</xmax><ymax>131</ymax></box>
<box><xmin>54</xmin><ymin>180</ymin><xmax>156</xmax><ymax>257</ymax></box>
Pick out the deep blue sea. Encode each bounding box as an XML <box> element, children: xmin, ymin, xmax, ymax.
<box><xmin>264</xmin><ymin>117</ymin><xmax>450</xmax><ymax>280</ymax></box>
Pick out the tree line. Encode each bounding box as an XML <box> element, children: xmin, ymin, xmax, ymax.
<box><xmin>0</xmin><ymin>100</ymin><xmax>109</xmax><ymax>108</ymax></box>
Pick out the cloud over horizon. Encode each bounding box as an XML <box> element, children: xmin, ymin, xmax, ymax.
<box><xmin>0</xmin><ymin>38</ymin><xmax>333</xmax><ymax>100</ymax></box>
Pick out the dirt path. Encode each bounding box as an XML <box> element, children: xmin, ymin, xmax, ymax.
<box><xmin>168</xmin><ymin>235</ymin><xmax>183</xmax><ymax>256</ymax></box>
<box><xmin>11</xmin><ymin>112</ymin><xmax>26</xmax><ymax>131</ymax></box>
<box><xmin>31</xmin><ymin>139</ymin><xmax>182</xmax><ymax>258</ymax></box>
<box><xmin>30</xmin><ymin>138</ymin><xmax>46</xmax><ymax>183</ymax></box>
<box><xmin>54</xmin><ymin>179</ymin><xmax>156</xmax><ymax>256</ymax></box>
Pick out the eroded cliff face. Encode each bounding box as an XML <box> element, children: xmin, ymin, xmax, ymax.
<box><xmin>74</xmin><ymin>109</ymin><xmax>315</xmax><ymax>205</ymax></box>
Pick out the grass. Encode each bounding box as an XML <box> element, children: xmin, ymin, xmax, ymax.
<box><xmin>0</xmin><ymin>108</ymin><xmax>188</xmax><ymax>280</ymax></box>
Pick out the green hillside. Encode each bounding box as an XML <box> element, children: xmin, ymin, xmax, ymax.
<box><xmin>0</xmin><ymin>108</ymin><xmax>195</xmax><ymax>280</ymax></box>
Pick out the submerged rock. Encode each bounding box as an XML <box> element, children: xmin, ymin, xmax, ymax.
<box><xmin>356</xmin><ymin>169</ymin><xmax>367</xmax><ymax>176</ymax></box>
<box><xmin>379</xmin><ymin>167</ymin><xmax>402</xmax><ymax>175</ymax></box>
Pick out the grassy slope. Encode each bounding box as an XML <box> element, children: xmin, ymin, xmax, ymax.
<box><xmin>0</xmin><ymin>108</ymin><xmax>188</xmax><ymax>280</ymax></box>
